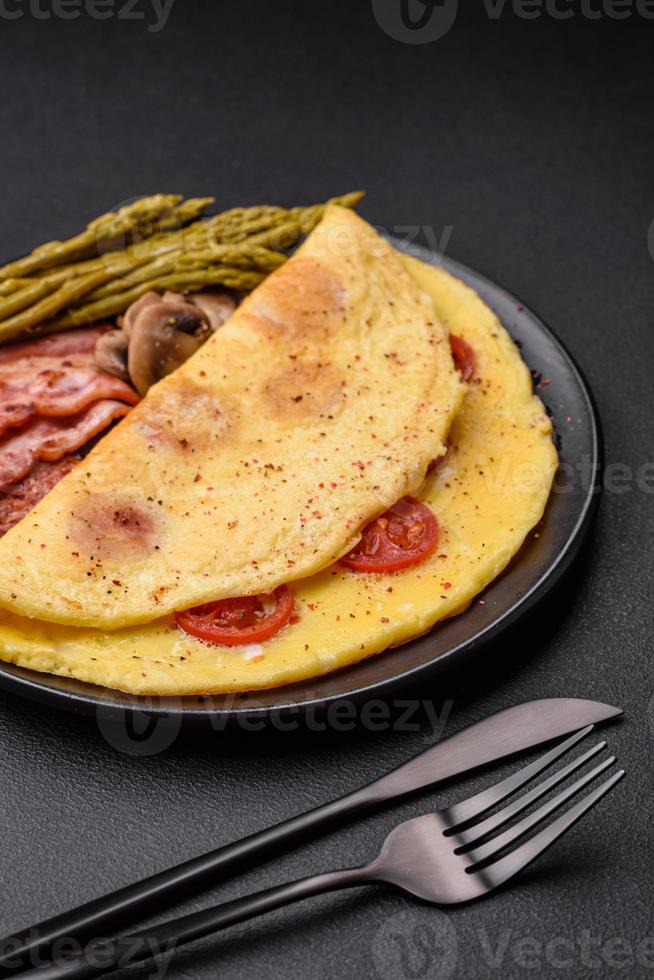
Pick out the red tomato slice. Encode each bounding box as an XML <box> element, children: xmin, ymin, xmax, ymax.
<box><xmin>450</xmin><ymin>334</ymin><xmax>476</xmax><ymax>382</ymax></box>
<box><xmin>340</xmin><ymin>496</ymin><xmax>439</xmax><ymax>573</ymax></box>
<box><xmin>175</xmin><ymin>586</ymin><xmax>294</xmax><ymax>646</ymax></box>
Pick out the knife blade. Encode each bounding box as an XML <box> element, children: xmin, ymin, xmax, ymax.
<box><xmin>368</xmin><ymin>697</ymin><xmax>623</xmax><ymax>800</ymax></box>
<box><xmin>0</xmin><ymin>697</ymin><xmax>622</xmax><ymax>973</ymax></box>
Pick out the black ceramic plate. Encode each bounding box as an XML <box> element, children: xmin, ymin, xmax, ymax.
<box><xmin>0</xmin><ymin>240</ymin><xmax>601</xmax><ymax>725</ymax></box>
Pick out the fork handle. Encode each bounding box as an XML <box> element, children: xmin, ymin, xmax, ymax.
<box><xmin>14</xmin><ymin>867</ymin><xmax>371</xmax><ymax>980</ymax></box>
<box><xmin>0</xmin><ymin>785</ymin><xmax>378</xmax><ymax>974</ymax></box>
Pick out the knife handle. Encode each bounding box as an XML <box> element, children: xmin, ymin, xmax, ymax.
<box><xmin>0</xmin><ymin>784</ymin><xmax>379</xmax><ymax>975</ymax></box>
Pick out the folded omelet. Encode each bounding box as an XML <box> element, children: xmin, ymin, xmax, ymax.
<box><xmin>0</xmin><ymin>256</ymin><xmax>557</xmax><ymax>694</ymax></box>
<box><xmin>0</xmin><ymin>208</ymin><xmax>462</xmax><ymax>629</ymax></box>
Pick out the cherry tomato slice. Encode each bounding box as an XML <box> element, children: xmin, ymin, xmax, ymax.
<box><xmin>175</xmin><ymin>586</ymin><xmax>294</xmax><ymax>646</ymax></box>
<box><xmin>340</xmin><ymin>496</ymin><xmax>439</xmax><ymax>573</ymax></box>
<box><xmin>450</xmin><ymin>334</ymin><xmax>476</xmax><ymax>382</ymax></box>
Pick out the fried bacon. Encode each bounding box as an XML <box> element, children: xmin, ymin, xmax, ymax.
<box><xmin>0</xmin><ymin>399</ymin><xmax>132</xmax><ymax>491</ymax></box>
<box><xmin>0</xmin><ymin>326</ymin><xmax>137</xmax><ymax>437</ymax></box>
<box><xmin>0</xmin><ymin>455</ymin><xmax>80</xmax><ymax>537</ymax></box>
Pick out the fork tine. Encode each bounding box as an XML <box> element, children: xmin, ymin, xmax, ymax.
<box><xmin>443</xmin><ymin>725</ymin><xmax>594</xmax><ymax>831</ymax></box>
<box><xmin>476</xmin><ymin>770</ymin><xmax>625</xmax><ymax>891</ymax></box>
<box><xmin>455</xmin><ymin>740</ymin><xmax>606</xmax><ymax>847</ymax></box>
<box><xmin>464</xmin><ymin>755</ymin><xmax>617</xmax><ymax>865</ymax></box>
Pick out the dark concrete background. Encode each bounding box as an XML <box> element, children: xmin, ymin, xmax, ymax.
<box><xmin>0</xmin><ymin>2</ymin><xmax>652</xmax><ymax>978</ymax></box>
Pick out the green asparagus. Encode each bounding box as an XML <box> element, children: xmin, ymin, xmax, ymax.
<box><xmin>0</xmin><ymin>191</ymin><xmax>365</xmax><ymax>344</ymax></box>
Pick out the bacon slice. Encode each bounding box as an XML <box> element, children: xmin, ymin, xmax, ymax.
<box><xmin>0</xmin><ymin>361</ymin><xmax>139</xmax><ymax>437</ymax></box>
<box><xmin>0</xmin><ymin>455</ymin><xmax>80</xmax><ymax>537</ymax></box>
<box><xmin>0</xmin><ymin>325</ymin><xmax>111</xmax><ymax>366</ymax></box>
<box><xmin>0</xmin><ymin>327</ymin><xmax>138</xmax><ymax>437</ymax></box>
<box><xmin>0</xmin><ymin>400</ymin><xmax>131</xmax><ymax>491</ymax></box>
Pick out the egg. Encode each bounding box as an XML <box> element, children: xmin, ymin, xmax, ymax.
<box><xmin>0</xmin><ymin>256</ymin><xmax>557</xmax><ymax>695</ymax></box>
<box><xmin>0</xmin><ymin>209</ymin><xmax>462</xmax><ymax>629</ymax></box>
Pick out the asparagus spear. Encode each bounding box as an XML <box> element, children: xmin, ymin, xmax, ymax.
<box><xmin>29</xmin><ymin>230</ymin><xmax>187</xmax><ymax>284</ymax></box>
<box><xmin>0</xmin><ymin>191</ymin><xmax>365</xmax><ymax>343</ymax></box>
<box><xmin>0</xmin><ymin>279</ymin><xmax>57</xmax><ymax>319</ymax></box>
<box><xmin>3</xmin><ymin>192</ymin><xmax>362</xmax><ymax>294</ymax></box>
<box><xmin>154</xmin><ymin>197</ymin><xmax>215</xmax><ymax>233</ymax></box>
<box><xmin>85</xmin><ymin>246</ymin><xmax>285</xmax><ymax>302</ymax></box>
<box><xmin>42</xmin><ymin>267</ymin><xmax>266</xmax><ymax>332</ymax></box>
<box><xmin>177</xmin><ymin>246</ymin><xmax>287</xmax><ymax>273</ymax></box>
<box><xmin>0</xmin><ymin>205</ymin><xmax>217</xmax><ymax>313</ymax></box>
<box><xmin>0</xmin><ymin>256</ymin><xmax>153</xmax><ymax>342</ymax></box>
<box><xmin>10</xmin><ymin>194</ymin><xmax>357</xmax><ymax>312</ymax></box>
<box><xmin>0</xmin><ymin>278</ymin><xmax>31</xmax><ymax>296</ymax></box>
<box><xmin>0</xmin><ymin>194</ymin><xmax>212</xmax><ymax>280</ymax></box>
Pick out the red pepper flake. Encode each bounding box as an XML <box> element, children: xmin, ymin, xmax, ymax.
<box><xmin>443</xmin><ymin>582</ymin><xmax>452</xmax><ymax>590</ymax></box>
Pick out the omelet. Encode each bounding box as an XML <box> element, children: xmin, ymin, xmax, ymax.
<box><xmin>0</xmin><ymin>208</ymin><xmax>462</xmax><ymax>629</ymax></box>
<box><xmin>0</xmin><ymin>257</ymin><xmax>557</xmax><ymax>695</ymax></box>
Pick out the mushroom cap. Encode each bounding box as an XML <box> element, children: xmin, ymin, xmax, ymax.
<box><xmin>94</xmin><ymin>329</ymin><xmax>130</xmax><ymax>382</ymax></box>
<box><xmin>188</xmin><ymin>291</ymin><xmax>236</xmax><ymax>332</ymax></box>
<box><xmin>120</xmin><ymin>291</ymin><xmax>161</xmax><ymax>336</ymax></box>
<box><xmin>127</xmin><ymin>302</ymin><xmax>205</xmax><ymax>397</ymax></box>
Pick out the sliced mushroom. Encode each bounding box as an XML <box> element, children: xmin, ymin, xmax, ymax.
<box><xmin>161</xmin><ymin>290</ymin><xmax>202</xmax><ymax>313</ymax></box>
<box><xmin>119</xmin><ymin>291</ymin><xmax>161</xmax><ymax>336</ymax></box>
<box><xmin>127</xmin><ymin>302</ymin><xmax>205</xmax><ymax>397</ymax></box>
<box><xmin>187</xmin><ymin>291</ymin><xmax>236</xmax><ymax>332</ymax></box>
<box><xmin>94</xmin><ymin>329</ymin><xmax>130</xmax><ymax>382</ymax></box>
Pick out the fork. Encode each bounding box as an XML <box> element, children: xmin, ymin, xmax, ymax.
<box><xmin>18</xmin><ymin>727</ymin><xmax>624</xmax><ymax>980</ymax></box>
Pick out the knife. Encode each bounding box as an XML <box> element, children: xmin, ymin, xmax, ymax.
<box><xmin>0</xmin><ymin>697</ymin><xmax>622</xmax><ymax>973</ymax></box>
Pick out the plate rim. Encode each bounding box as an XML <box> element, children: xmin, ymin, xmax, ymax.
<box><xmin>0</xmin><ymin>242</ymin><xmax>602</xmax><ymax>723</ymax></box>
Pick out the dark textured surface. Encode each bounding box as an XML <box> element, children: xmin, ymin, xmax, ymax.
<box><xmin>0</xmin><ymin>3</ymin><xmax>652</xmax><ymax>979</ymax></box>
